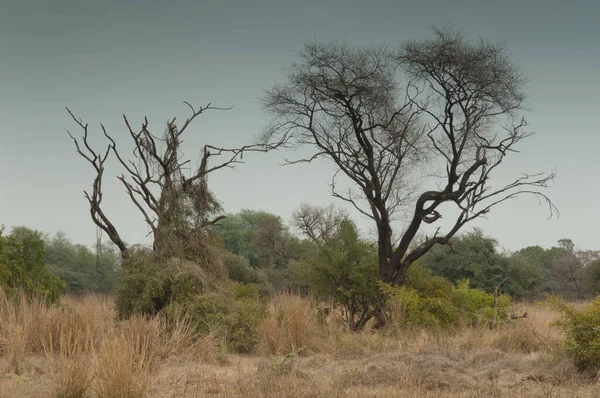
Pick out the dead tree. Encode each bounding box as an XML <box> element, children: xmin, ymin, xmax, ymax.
<box><xmin>68</xmin><ymin>102</ymin><xmax>288</xmax><ymax>260</ymax></box>
<box><xmin>292</xmin><ymin>203</ymin><xmax>348</xmax><ymax>244</ymax></box>
<box><xmin>264</xmin><ymin>28</ymin><xmax>557</xmax><ymax>293</ymax></box>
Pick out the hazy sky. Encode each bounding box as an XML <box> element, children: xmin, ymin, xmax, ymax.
<box><xmin>1</xmin><ymin>0</ymin><xmax>598</xmax><ymax>252</ymax></box>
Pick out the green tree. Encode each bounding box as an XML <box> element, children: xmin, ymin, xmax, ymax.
<box><xmin>44</xmin><ymin>232</ymin><xmax>122</xmax><ymax>294</ymax></box>
<box><xmin>215</xmin><ymin>210</ymin><xmax>301</xmax><ymax>269</ymax></box>
<box><xmin>420</xmin><ymin>229</ymin><xmax>541</xmax><ymax>298</ymax></box>
<box><xmin>512</xmin><ymin>244</ymin><xmax>564</xmax><ymax>294</ymax></box>
<box><xmin>222</xmin><ymin>251</ymin><xmax>264</xmax><ymax>285</ymax></box>
<box><xmin>0</xmin><ymin>226</ymin><xmax>64</xmax><ymax>302</ymax></box>
<box><xmin>216</xmin><ymin>212</ymin><xmax>260</xmax><ymax>266</ymax></box>
<box><xmin>214</xmin><ymin>210</ymin><xmax>312</xmax><ymax>292</ymax></box>
<box><xmin>296</xmin><ymin>217</ymin><xmax>379</xmax><ymax>331</ymax></box>
<box><xmin>584</xmin><ymin>260</ymin><xmax>600</xmax><ymax>296</ymax></box>
<box><xmin>511</xmin><ymin>239</ymin><xmax>599</xmax><ymax>298</ymax></box>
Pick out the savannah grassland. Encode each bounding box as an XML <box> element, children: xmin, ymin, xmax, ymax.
<box><xmin>0</xmin><ymin>292</ymin><xmax>597</xmax><ymax>398</ymax></box>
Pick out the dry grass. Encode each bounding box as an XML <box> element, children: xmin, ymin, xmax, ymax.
<box><xmin>44</xmin><ymin>329</ymin><xmax>93</xmax><ymax>398</ymax></box>
<box><xmin>1</xmin><ymin>290</ymin><xmax>599</xmax><ymax>397</ymax></box>
<box><xmin>94</xmin><ymin>329</ymin><xmax>153</xmax><ymax>398</ymax></box>
<box><xmin>258</xmin><ymin>294</ymin><xmax>316</xmax><ymax>355</ymax></box>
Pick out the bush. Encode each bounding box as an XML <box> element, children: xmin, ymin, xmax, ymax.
<box><xmin>545</xmin><ymin>295</ymin><xmax>600</xmax><ymax>372</ymax></box>
<box><xmin>382</xmin><ymin>265</ymin><xmax>511</xmax><ymax>329</ymax></box>
<box><xmin>170</xmin><ymin>283</ymin><xmax>267</xmax><ymax>353</ymax></box>
<box><xmin>405</xmin><ymin>264</ymin><xmax>454</xmax><ymax>301</ymax></box>
<box><xmin>453</xmin><ymin>279</ymin><xmax>511</xmax><ymax>325</ymax></box>
<box><xmin>295</xmin><ymin>219</ymin><xmax>380</xmax><ymax>331</ymax></box>
<box><xmin>0</xmin><ymin>227</ymin><xmax>64</xmax><ymax>303</ymax></box>
<box><xmin>383</xmin><ymin>285</ymin><xmax>458</xmax><ymax>328</ymax></box>
<box><xmin>223</xmin><ymin>251</ymin><xmax>264</xmax><ymax>285</ymax></box>
<box><xmin>116</xmin><ymin>250</ymin><xmax>212</xmax><ymax>319</ymax></box>
<box><xmin>116</xmin><ymin>249</ymin><xmax>267</xmax><ymax>353</ymax></box>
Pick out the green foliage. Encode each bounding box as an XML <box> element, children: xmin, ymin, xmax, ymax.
<box><xmin>584</xmin><ymin>260</ymin><xmax>600</xmax><ymax>296</ymax></box>
<box><xmin>115</xmin><ymin>250</ymin><xmax>211</xmax><ymax>319</ymax></box>
<box><xmin>545</xmin><ymin>295</ymin><xmax>600</xmax><ymax>372</ymax></box>
<box><xmin>116</xmin><ymin>250</ymin><xmax>266</xmax><ymax>353</ymax></box>
<box><xmin>404</xmin><ymin>264</ymin><xmax>454</xmax><ymax>301</ymax></box>
<box><xmin>382</xmin><ymin>265</ymin><xmax>511</xmax><ymax>329</ymax></box>
<box><xmin>512</xmin><ymin>240</ymin><xmax>596</xmax><ymax>299</ymax></box>
<box><xmin>420</xmin><ymin>228</ymin><xmax>543</xmax><ymax>298</ymax></box>
<box><xmin>0</xmin><ymin>227</ymin><xmax>64</xmax><ymax>303</ymax></box>
<box><xmin>214</xmin><ymin>210</ymin><xmax>299</xmax><ymax>269</ymax></box>
<box><xmin>383</xmin><ymin>285</ymin><xmax>457</xmax><ymax>328</ymax></box>
<box><xmin>214</xmin><ymin>210</ymin><xmax>312</xmax><ymax>293</ymax></box>
<box><xmin>214</xmin><ymin>211</ymin><xmax>262</xmax><ymax>266</ymax></box>
<box><xmin>44</xmin><ymin>232</ymin><xmax>121</xmax><ymax>294</ymax></box>
<box><xmin>170</xmin><ymin>283</ymin><xmax>268</xmax><ymax>353</ymax></box>
<box><xmin>223</xmin><ymin>251</ymin><xmax>264</xmax><ymax>285</ymax></box>
<box><xmin>296</xmin><ymin>219</ymin><xmax>380</xmax><ymax>330</ymax></box>
<box><xmin>453</xmin><ymin>279</ymin><xmax>511</xmax><ymax>325</ymax></box>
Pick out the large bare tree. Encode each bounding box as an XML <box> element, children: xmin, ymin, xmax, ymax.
<box><xmin>68</xmin><ymin>102</ymin><xmax>287</xmax><ymax>261</ymax></box>
<box><xmin>264</xmin><ymin>28</ymin><xmax>556</xmax><ymax>289</ymax></box>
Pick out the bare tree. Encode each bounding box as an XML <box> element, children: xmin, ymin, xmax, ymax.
<box><xmin>264</xmin><ymin>28</ymin><xmax>556</xmax><ymax>293</ymax></box>
<box><xmin>292</xmin><ymin>203</ymin><xmax>348</xmax><ymax>243</ymax></box>
<box><xmin>68</xmin><ymin>102</ymin><xmax>287</xmax><ymax>261</ymax></box>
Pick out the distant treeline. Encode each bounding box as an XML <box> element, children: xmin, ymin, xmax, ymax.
<box><xmin>2</xmin><ymin>210</ymin><xmax>599</xmax><ymax>300</ymax></box>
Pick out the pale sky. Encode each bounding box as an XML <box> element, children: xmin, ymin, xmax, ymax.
<box><xmin>1</xmin><ymin>0</ymin><xmax>598</xmax><ymax>252</ymax></box>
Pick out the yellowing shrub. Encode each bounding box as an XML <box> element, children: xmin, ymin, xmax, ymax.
<box><xmin>546</xmin><ymin>295</ymin><xmax>600</xmax><ymax>372</ymax></box>
<box><xmin>382</xmin><ymin>268</ymin><xmax>511</xmax><ymax>329</ymax></box>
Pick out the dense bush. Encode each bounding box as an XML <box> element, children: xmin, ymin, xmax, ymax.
<box><xmin>168</xmin><ymin>283</ymin><xmax>268</xmax><ymax>353</ymax></box>
<box><xmin>295</xmin><ymin>219</ymin><xmax>380</xmax><ymax>331</ymax></box>
<box><xmin>116</xmin><ymin>250</ymin><xmax>212</xmax><ymax>319</ymax></box>
<box><xmin>419</xmin><ymin>229</ymin><xmax>543</xmax><ymax>299</ymax></box>
<box><xmin>382</xmin><ymin>265</ymin><xmax>511</xmax><ymax>329</ymax></box>
<box><xmin>223</xmin><ymin>251</ymin><xmax>265</xmax><ymax>285</ymax></box>
<box><xmin>453</xmin><ymin>279</ymin><xmax>511</xmax><ymax>325</ymax></box>
<box><xmin>116</xmin><ymin>250</ymin><xmax>267</xmax><ymax>353</ymax></box>
<box><xmin>0</xmin><ymin>226</ymin><xmax>64</xmax><ymax>303</ymax></box>
<box><xmin>546</xmin><ymin>295</ymin><xmax>600</xmax><ymax>372</ymax></box>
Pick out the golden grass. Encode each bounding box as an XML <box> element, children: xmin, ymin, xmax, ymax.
<box><xmin>94</xmin><ymin>329</ymin><xmax>152</xmax><ymax>398</ymax></box>
<box><xmin>258</xmin><ymin>294</ymin><xmax>316</xmax><ymax>355</ymax></box>
<box><xmin>1</xmin><ymin>290</ymin><xmax>599</xmax><ymax>397</ymax></box>
<box><xmin>44</xmin><ymin>329</ymin><xmax>92</xmax><ymax>398</ymax></box>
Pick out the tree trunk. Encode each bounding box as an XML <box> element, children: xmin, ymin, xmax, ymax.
<box><xmin>377</xmin><ymin>218</ymin><xmax>396</xmax><ymax>284</ymax></box>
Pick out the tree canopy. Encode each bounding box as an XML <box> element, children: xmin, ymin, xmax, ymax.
<box><xmin>264</xmin><ymin>28</ymin><xmax>556</xmax><ymax>291</ymax></box>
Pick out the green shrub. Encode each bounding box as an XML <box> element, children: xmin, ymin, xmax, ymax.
<box><xmin>383</xmin><ymin>285</ymin><xmax>458</xmax><ymax>328</ymax></box>
<box><xmin>545</xmin><ymin>295</ymin><xmax>600</xmax><ymax>372</ymax></box>
<box><xmin>223</xmin><ymin>251</ymin><xmax>264</xmax><ymax>285</ymax></box>
<box><xmin>116</xmin><ymin>250</ymin><xmax>211</xmax><ymax>319</ymax></box>
<box><xmin>116</xmin><ymin>249</ymin><xmax>267</xmax><ymax>353</ymax></box>
<box><xmin>296</xmin><ymin>219</ymin><xmax>380</xmax><ymax>331</ymax></box>
<box><xmin>0</xmin><ymin>227</ymin><xmax>64</xmax><ymax>303</ymax></box>
<box><xmin>405</xmin><ymin>265</ymin><xmax>454</xmax><ymax>301</ymax></box>
<box><xmin>453</xmin><ymin>279</ymin><xmax>511</xmax><ymax>326</ymax></box>
<box><xmin>382</xmin><ymin>266</ymin><xmax>511</xmax><ymax>329</ymax></box>
<box><xmin>170</xmin><ymin>283</ymin><xmax>267</xmax><ymax>353</ymax></box>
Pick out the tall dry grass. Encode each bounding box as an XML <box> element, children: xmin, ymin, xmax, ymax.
<box><xmin>44</xmin><ymin>329</ymin><xmax>93</xmax><ymax>398</ymax></box>
<box><xmin>254</xmin><ymin>293</ymin><xmax>572</xmax><ymax>363</ymax></box>
<box><xmin>0</xmin><ymin>289</ymin><xmax>217</xmax><ymax>398</ymax></box>
<box><xmin>94</xmin><ymin>329</ymin><xmax>153</xmax><ymax>398</ymax></box>
<box><xmin>0</xmin><ymin>289</ymin><xmax>594</xmax><ymax>398</ymax></box>
<box><xmin>0</xmin><ymin>291</ymin><xmax>114</xmax><ymax>374</ymax></box>
<box><xmin>258</xmin><ymin>294</ymin><xmax>316</xmax><ymax>355</ymax></box>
